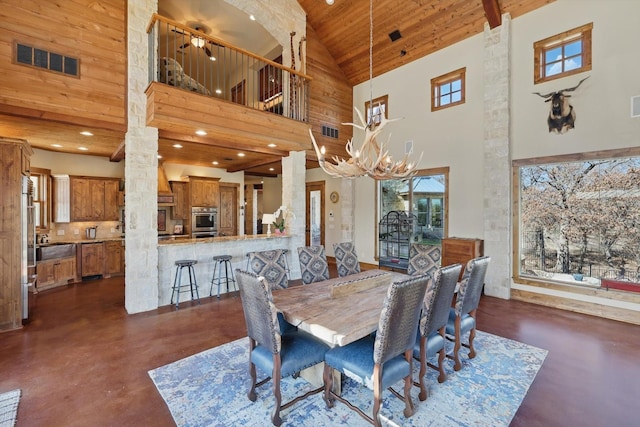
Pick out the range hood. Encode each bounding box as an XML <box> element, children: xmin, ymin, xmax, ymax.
<box><xmin>158</xmin><ymin>163</ymin><xmax>175</xmax><ymax>206</ymax></box>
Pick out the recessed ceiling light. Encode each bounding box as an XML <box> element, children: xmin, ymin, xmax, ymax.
<box><xmin>158</xmin><ymin>154</ymin><xmax>163</xmax><ymax>159</ymax></box>
<box><xmin>173</xmin><ymin>144</ymin><xmax>183</xmax><ymax>148</ymax></box>
<box><xmin>237</xmin><ymin>153</ymin><xmax>245</xmax><ymax>157</ymax></box>
<box><xmin>51</xmin><ymin>144</ymin><xmax>63</xmax><ymax>148</ymax></box>
<box><xmin>80</xmin><ymin>131</ymin><xmax>93</xmax><ymax>136</ymax></box>
<box><xmin>209</xmin><ymin>56</ymin><xmax>216</xmax><ymax>61</ymax></box>
<box><xmin>249</xmin><ymin>15</ymin><xmax>256</xmax><ymax>21</ymax></box>
<box><xmin>78</xmin><ymin>147</ymin><xmax>89</xmax><ymax>151</ymax></box>
<box><xmin>195</xmin><ymin>130</ymin><xmax>207</xmax><ymax>136</ymax></box>
<box><xmin>269</xmin><ymin>168</ymin><xmax>274</xmax><ymax>171</ymax></box>
<box><xmin>212</xmin><ymin>161</ymin><xmax>219</xmax><ymax>165</ymax></box>
<box><xmin>326</xmin><ymin>0</ymin><xmax>334</xmax><ymax>5</ymax></box>
<box><xmin>215</xmin><ymin>89</ymin><xmax>222</xmax><ymax>94</ymax></box>
<box><xmin>268</xmin><ymin>143</ymin><xmax>277</xmax><ymax>147</ymax></box>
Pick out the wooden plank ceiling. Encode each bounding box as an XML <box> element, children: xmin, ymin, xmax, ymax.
<box><xmin>1</xmin><ymin>0</ymin><xmax>554</xmax><ymax>176</ymax></box>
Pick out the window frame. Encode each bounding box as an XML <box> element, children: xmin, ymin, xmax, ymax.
<box><xmin>431</xmin><ymin>67</ymin><xmax>465</xmax><ymax>112</ymax></box>
<box><xmin>30</xmin><ymin>167</ymin><xmax>51</xmax><ymax>231</ymax></box>
<box><xmin>375</xmin><ymin>167</ymin><xmax>450</xmax><ymax>262</ymax></box>
<box><xmin>364</xmin><ymin>94</ymin><xmax>388</xmax><ymax>126</ymax></box>
<box><xmin>533</xmin><ymin>23</ymin><xmax>593</xmax><ymax>84</ymax></box>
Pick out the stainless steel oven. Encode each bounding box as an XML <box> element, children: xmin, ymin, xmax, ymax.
<box><xmin>191</xmin><ymin>207</ymin><xmax>217</xmax><ymax>237</ymax></box>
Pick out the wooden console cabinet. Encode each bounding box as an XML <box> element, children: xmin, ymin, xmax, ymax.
<box><xmin>441</xmin><ymin>237</ymin><xmax>484</xmax><ymax>280</ymax></box>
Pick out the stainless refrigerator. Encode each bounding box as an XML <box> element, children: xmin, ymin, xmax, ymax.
<box><xmin>21</xmin><ymin>176</ymin><xmax>36</xmax><ymax>319</ymax></box>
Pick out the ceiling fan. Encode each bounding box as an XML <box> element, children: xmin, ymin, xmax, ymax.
<box><xmin>172</xmin><ymin>25</ymin><xmax>223</xmax><ymax>60</ymax></box>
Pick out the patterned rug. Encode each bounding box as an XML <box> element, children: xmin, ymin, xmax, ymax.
<box><xmin>149</xmin><ymin>331</ymin><xmax>547</xmax><ymax>427</ymax></box>
<box><xmin>0</xmin><ymin>389</ymin><xmax>20</xmax><ymax>427</ymax></box>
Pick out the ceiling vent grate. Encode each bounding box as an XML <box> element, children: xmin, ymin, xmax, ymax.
<box><xmin>15</xmin><ymin>43</ymin><xmax>79</xmax><ymax>77</ymax></box>
<box><xmin>322</xmin><ymin>125</ymin><xmax>339</xmax><ymax>139</ymax></box>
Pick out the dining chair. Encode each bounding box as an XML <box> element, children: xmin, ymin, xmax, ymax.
<box><xmin>413</xmin><ymin>263</ymin><xmax>462</xmax><ymax>401</ymax></box>
<box><xmin>407</xmin><ymin>243</ymin><xmax>441</xmax><ymax>277</ymax></box>
<box><xmin>297</xmin><ymin>245</ymin><xmax>330</xmax><ymax>285</ymax></box>
<box><xmin>247</xmin><ymin>249</ymin><xmax>289</xmax><ymax>290</ymax></box>
<box><xmin>322</xmin><ymin>275</ymin><xmax>429</xmax><ymax>426</ymax></box>
<box><xmin>235</xmin><ymin>270</ymin><xmax>329</xmax><ymax>426</ymax></box>
<box><xmin>333</xmin><ymin>242</ymin><xmax>361</xmax><ymax>277</ymax></box>
<box><xmin>247</xmin><ymin>249</ymin><xmax>295</xmax><ymax>334</ymax></box>
<box><xmin>445</xmin><ymin>256</ymin><xmax>491</xmax><ymax>371</ymax></box>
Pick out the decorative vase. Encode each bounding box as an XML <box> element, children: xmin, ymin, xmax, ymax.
<box><xmin>275</xmin><ymin>229</ymin><xmax>285</xmax><ymax>235</ymax></box>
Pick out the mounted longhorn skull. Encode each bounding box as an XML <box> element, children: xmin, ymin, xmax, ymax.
<box><xmin>533</xmin><ymin>76</ymin><xmax>589</xmax><ymax>134</ymax></box>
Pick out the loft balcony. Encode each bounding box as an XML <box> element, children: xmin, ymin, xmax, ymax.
<box><xmin>145</xmin><ymin>14</ymin><xmax>312</xmax><ymax>172</ymax></box>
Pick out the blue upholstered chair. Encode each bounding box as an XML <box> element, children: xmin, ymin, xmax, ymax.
<box><xmin>446</xmin><ymin>256</ymin><xmax>491</xmax><ymax>371</ymax></box>
<box><xmin>247</xmin><ymin>249</ymin><xmax>289</xmax><ymax>290</ymax></box>
<box><xmin>235</xmin><ymin>270</ymin><xmax>329</xmax><ymax>426</ymax></box>
<box><xmin>407</xmin><ymin>243</ymin><xmax>441</xmax><ymax>277</ymax></box>
<box><xmin>413</xmin><ymin>263</ymin><xmax>462</xmax><ymax>401</ymax></box>
<box><xmin>333</xmin><ymin>242</ymin><xmax>361</xmax><ymax>277</ymax></box>
<box><xmin>322</xmin><ymin>275</ymin><xmax>429</xmax><ymax>426</ymax></box>
<box><xmin>297</xmin><ymin>245</ymin><xmax>330</xmax><ymax>285</ymax></box>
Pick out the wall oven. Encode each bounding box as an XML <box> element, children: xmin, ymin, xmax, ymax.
<box><xmin>192</xmin><ymin>207</ymin><xmax>217</xmax><ymax>238</ymax></box>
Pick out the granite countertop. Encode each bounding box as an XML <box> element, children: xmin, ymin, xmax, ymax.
<box><xmin>37</xmin><ymin>237</ymin><xmax>124</xmax><ymax>247</ymax></box>
<box><xmin>158</xmin><ymin>233</ymin><xmax>292</xmax><ymax>246</ymax></box>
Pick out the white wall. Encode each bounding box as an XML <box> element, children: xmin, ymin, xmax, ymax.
<box><xmin>32</xmin><ymin>149</ymin><xmax>124</xmax><ymax>177</ymax></box>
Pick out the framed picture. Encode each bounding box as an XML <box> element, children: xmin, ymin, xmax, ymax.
<box><xmin>365</xmin><ymin>94</ymin><xmax>388</xmax><ymax>126</ymax></box>
<box><xmin>158</xmin><ymin>209</ymin><xmax>166</xmax><ymax>231</ymax></box>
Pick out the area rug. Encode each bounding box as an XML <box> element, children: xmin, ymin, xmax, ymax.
<box><xmin>149</xmin><ymin>331</ymin><xmax>547</xmax><ymax>426</ymax></box>
<box><xmin>0</xmin><ymin>389</ymin><xmax>20</xmax><ymax>427</ymax></box>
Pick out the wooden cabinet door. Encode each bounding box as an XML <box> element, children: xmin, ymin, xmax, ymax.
<box><xmin>170</xmin><ymin>181</ymin><xmax>188</xmax><ymax>220</ymax></box>
<box><xmin>55</xmin><ymin>257</ymin><xmax>76</xmax><ymax>283</ymax></box>
<box><xmin>190</xmin><ymin>178</ymin><xmax>219</xmax><ymax>207</ymax></box>
<box><xmin>37</xmin><ymin>260</ymin><xmax>56</xmax><ymax>287</ymax></box>
<box><xmin>71</xmin><ymin>178</ymin><xmax>91</xmax><ymax>220</ymax></box>
<box><xmin>89</xmin><ymin>180</ymin><xmax>105</xmax><ymax>220</ymax></box>
<box><xmin>81</xmin><ymin>243</ymin><xmax>104</xmax><ymax>277</ymax></box>
<box><xmin>105</xmin><ymin>241</ymin><xmax>124</xmax><ymax>276</ymax></box>
<box><xmin>103</xmin><ymin>180</ymin><xmax>119</xmax><ymax>220</ymax></box>
<box><xmin>218</xmin><ymin>184</ymin><xmax>238</xmax><ymax>236</ymax></box>
<box><xmin>190</xmin><ymin>179</ymin><xmax>205</xmax><ymax>207</ymax></box>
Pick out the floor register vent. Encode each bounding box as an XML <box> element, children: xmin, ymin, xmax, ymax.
<box><xmin>15</xmin><ymin>43</ymin><xmax>79</xmax><ymax>77</ymax></box>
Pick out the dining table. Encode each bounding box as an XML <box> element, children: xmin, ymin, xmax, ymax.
<box><xmin>272</xmin><ymin>269</ymin><xmax>409</xmax><ymax>347</ymax></box>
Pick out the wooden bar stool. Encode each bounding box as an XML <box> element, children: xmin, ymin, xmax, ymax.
<box><xmin>171</xmin><ymin>259</ymin><xmax>200</xmax><ymax>309</ymax></box>
<box><xmin>210</xmin><ymin>255</ymin><xmax>237</xmax><ymax>298</ymax></box>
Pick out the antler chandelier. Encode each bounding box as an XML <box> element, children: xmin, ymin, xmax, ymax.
<box><xmin>309</xmin><ymin>0</ymin><xmax>421</xmax><ymax>180</ymax></box>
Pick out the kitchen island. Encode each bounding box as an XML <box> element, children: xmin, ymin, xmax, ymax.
<box><xmin>157</xmin><ymin>234</ymin><xmax>296</xmax><ymax>307</ymax></box>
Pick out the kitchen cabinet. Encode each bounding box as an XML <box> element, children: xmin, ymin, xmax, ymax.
<box><xmin>70</xmin><ymin>177</ymin><xmax>120</xmax><ymax>221</ymax></box>
<box><xmin>105</xmin><ymin>241</ymin><xmax>124</xmax><ymax>277</ymax></box>
<box><xmin>37</xmin><ymin>257</ymin><xmax>76</xmax><ymax>290</ymax></box>
<box><xmin>81</xmin><ymin>242</ymin><xmax>105</xmax><ymax>277</ymax></box>
<box><xmin>441</xmin><ymin>237</ymin><xmax>484</xmax><ymax>280</ymax></box>
<box><xmin>218</xmin><ymin>183</ymin><xmax>239</xmax><ymax>236</ymax></box>
<box><xmin>189</xmin><ymin>177</ymin><xmax>219</xmax><ymax>208</ymax></box>
<box><xmin>170</xmin><ymin>181</ymin><xmax>188</xmax><ymax>220</ymax></box>
<box><xmin>0</xmin><ymin>138</ymin><xmax>33</xmax><ymax>331</ymax></box>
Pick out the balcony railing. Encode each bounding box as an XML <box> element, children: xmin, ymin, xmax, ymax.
<box><xmin>146</xmin><ymin>14</ymin><xmax>310</xmax><ymax>122</ymax></box>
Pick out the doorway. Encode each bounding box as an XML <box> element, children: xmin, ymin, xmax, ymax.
<box><xmin>305</xmin><ymin>181</ymin><xmax>325</xmax><ymax>246</ymax></box>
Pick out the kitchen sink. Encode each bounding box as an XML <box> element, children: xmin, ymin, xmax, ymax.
<box><xmin>36</xmin><ymin>243</ymin><xmax>77</xmax><ymax>261</ymax></box>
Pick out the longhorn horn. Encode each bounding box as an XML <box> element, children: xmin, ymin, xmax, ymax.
<box><xmin>532</xmin><ymin>91</ymin><xmax>555</xmax><ymax>99</ymax></box>
<box><xmin>560</xmin><ymin>75</ymin><xmax>590</xmax><ymax>93</ymax></box>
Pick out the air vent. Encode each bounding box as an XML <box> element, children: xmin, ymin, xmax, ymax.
<box><xmin>389</xmin><ymin>30</ymin><xmax>402</xmax><ymax>42</ymax></box>
<box><xmin>15</xmin><ymin>43</ymin><xmax>79</xmax><ymax>77</ymax></box>
<box><xmin>322</xmin><ymin>125</ymin><xmax>339</xmax><ymax>139</ymax></box>
<box><xmin>631</xmin><ymin>95</ymin><xmax>640</xmax><ymax>118</ymax></box>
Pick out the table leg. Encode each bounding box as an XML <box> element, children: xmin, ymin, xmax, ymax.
<box><xmin>300</xmin><ymin>362</ymin><xmax>341</xmax><ymax>395</ymax></box>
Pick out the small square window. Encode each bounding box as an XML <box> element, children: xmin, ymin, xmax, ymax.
<box><xmin>365</xmin><ymin>95</ymin><xmax>388</xmax><ymax>126</ymax></box>
<box><xmin>534</xmin><ymin>23</ymin><xmax>592</xmax><ymax>84</ymax></box>
<box><xmin>431</xmin><ymin>67</ymin><xmax>465</xmax><ymax>112</ymax></box>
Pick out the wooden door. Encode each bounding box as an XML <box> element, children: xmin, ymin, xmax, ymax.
<box><xmin>305</xmin><ymin>181</ymin><xmax>325</xmax><ymax>246</ymax></box>
<box><xmin>218</xmin><ymin>184</ymin><xmax>238</xmax><ymax>236</ymax></box>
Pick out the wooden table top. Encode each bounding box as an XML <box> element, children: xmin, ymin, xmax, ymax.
<box><xmin>272</xmin><ymin>269</ymin><xmax>408</xmax><ymax>347</ymax></box>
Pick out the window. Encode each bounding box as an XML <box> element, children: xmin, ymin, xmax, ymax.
<box><xmin>514</xmin><ymin>149</ymin><xmax>640</xmax><ymax>290</ymax></box>
<box><xmin>365</xmin><ymin>95</ymin><xmax>388</xmax><ymax>126</ymax></box>
<box><xmin>534</xmin><ymin>23</ymin><xmax>592</xmax><ymax>84</ymax></box>
<box><xmin>30</xmin><ymin>168</ymin><xmax>51</xmax><ymax>230</ymax></box>
<box><xmin>431</xmin><ymin>68</ymin><xmax>465</xmax><ymax>111</ymax></box>
<box><xmin>377</xmin><ymin>167</ymin><xmax>449</xmax><ymax>259</ymax></box>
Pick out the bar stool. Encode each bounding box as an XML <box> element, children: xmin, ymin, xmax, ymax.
<box><xmin>210</xmin><ymin>255</ymin><xmax>237</xmax><ymax>298</ymax></box>
<box><xmin>171</xmin><ymin>259</ymin><xmax>200</xmax><ymax>309</ymax></box>
<box><xmin>246</xmin><ymin>249</ymin><xmax>291</xmax><ymax>280</ymax></box>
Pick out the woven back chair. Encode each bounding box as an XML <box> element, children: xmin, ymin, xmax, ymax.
<box><xmin>247</xmin><ymin>249</ymin><xmax>288</xmax><ymax>290</ymax></box>
<box><xmin>297</xmin><ymin>245</ymin><xmax>330</xmax><ymax>284</ymax></box>
<box><xmin>333</xmin><ymin>242</ymin><xmax>361</xmax><ymax>277</ymax></box>
<box><xmin>407</xmin><ymin>243</ymin><xmax>441</xmax><ymax>277</ymax></box>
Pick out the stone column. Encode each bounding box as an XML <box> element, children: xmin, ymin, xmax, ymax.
<box><xmin>483</xmin><ymin>14</ymin><xmax>512</xmax><ymax>299</ymax></box>
<box><xmin>281</xmin><ymin>151</ymin><xmax>306</xmax><ymax>278</ymax></box>
<box><xmin>125</xmin><ymin>0</ymin><xmax>159</xmax><ymax>313</ymax></box>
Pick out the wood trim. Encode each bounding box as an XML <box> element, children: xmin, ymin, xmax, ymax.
<box><xmin>512</xmin><ymin>146</ymin><xmax>640</xmax><ymax>166</ymax></box>
<box><xmin>533</xmin><ymin>22</ymin><xmax>593</xmax><ymax>84</ymax></box>
<box><xmin>431</xmin><ymin>67</ymin><xmax>466</xmax><ymax>112</ymax></box>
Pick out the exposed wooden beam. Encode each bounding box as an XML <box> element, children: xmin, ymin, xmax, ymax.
<box><xmin>158</xmin><ymin>130</ymin><xmax>290</xmax><ymax>157</ymax></box>
<box><xmin>227</xmin><ymin>157</ymin><xmax>282</xmax><ymax>173</ymax></box>
<box><xmin>110</xmin><ymin>139</ymin><xmax>126</xmax><ymax>162</ymax></box>
<box><xmin>482</xmin><ymin>0</ymin><xmax>502</xmax><ymax>29</ymax></box>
